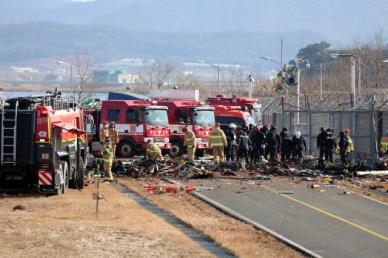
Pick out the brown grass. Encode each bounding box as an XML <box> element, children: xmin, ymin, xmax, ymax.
<box><xmin>118</xmin><ymin>178</ymin><xmax>302</xmax><ymax>258</ymax></box>
<box><xmin>0</xmin><ymin>183</ymin><xmax>212</xmax><ymax>258</ymax></box>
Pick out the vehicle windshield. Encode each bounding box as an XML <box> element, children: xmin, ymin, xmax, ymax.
<box><xmin>193</xmin><ymin>110</ymin><xmax>215</xmax><ymax>126</ymax></box>
<box><xmin>246</xmin><ymin>114</ymin><xmax>256</xmax><ymax>126</ymax></box>
<box><xmin>252</xmin><ymin>103</ymin><xmax>262</xmax><ymax>125</ymax></box>
<box><xmin>144</xmin><ymin>109</ymin><xmax>169</xmax><ymax>125</ymax></box>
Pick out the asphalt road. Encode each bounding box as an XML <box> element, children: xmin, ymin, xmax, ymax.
<box><xmin>196</xmin><ymin>180</ymin><xmax>388</xmax><ymax>258</ymax></box>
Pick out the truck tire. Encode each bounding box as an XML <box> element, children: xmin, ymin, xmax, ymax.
<box><xmin>118</xmin><ymin>140</ymin><xmax>135</xmax><ymax>158</ymax></box>
<box><xmin>61</xmin><ymin>161</ymin><xmax>69</xmax><ymax>194</ymax></box>
<box><xmin>169</xmin><ymin>140</ymin><xmax>184</xmax><ymax>158</ymax></box>
<box><xmin>57</xmin><ymin>163</ymin><xmax>64</xmax><ymax>195</ymax></box>
<box><xmin>75</xmin><ymin>157</ymin><xmax>85</xmax><ymax>189</ymax></box>
<box><xmin>196</xmin><ymin>149</ymin><xmax>205</xmax><ymax>157</ymax></box>
<box><xmin>69</xmin><ymin>157</ymin><xmax>84</xmax><ymax>189</ymax></box>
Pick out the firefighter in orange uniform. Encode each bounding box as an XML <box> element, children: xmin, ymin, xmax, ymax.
<box><xmin>99</xmin><ymin>121</ymin><xmax>109</xmax><ymax>153</ymax></box>
<box><xmin>109</xmin><ymin>122</ymin><xmax>119</xmax><ymax>156</ymax></box>
<box><xmin>209</xmin><ymin>122</ymin><xmax>227</xmax><ymax>164</ymax></box>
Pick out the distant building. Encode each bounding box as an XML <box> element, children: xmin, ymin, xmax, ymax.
<box><xmin>92</xmin><ymin>69</ymin><xmax>139</xmax><ymax>84</ymax></box>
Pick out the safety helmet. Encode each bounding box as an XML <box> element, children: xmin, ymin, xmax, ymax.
<box><xmin>182</xmin><ymin>127</ymin><xmax>188</xmax><ymax>132</ymax></box>
<box><xmin>255</xmin><ymin>125</ymin><xmax>262</xmax><ymax>132</ymax></box>
<box><xmin>343</xmin><ymin>128</ymin><xmax>350</xmax><ymax>135</ymax></box>
<box><xmin>295</xmin><ymin>131</ymin><xmax>301</xmax><ymax>139</ymax></box>
<box><xmin>102</xmin><ymin>120</ymin><xmax>109</xmax><ymax>125</ymax></box>
<box><xmin>229</xmin><ymin>123</ymin><xmax>237</xmax><ymax>129</ymax></box>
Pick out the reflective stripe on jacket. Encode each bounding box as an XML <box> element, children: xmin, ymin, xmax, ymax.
<box><xmin>209</xmin><ymin>128</ymin><xmax>227</xmax><ymax>147</ymax></box>
<box><xmin>184</xmin><ymin>131</ymin><xmax>196</xmax><ymax>148</ymax></box>
<box><xmin>103</xmin><ymin>145</ymin><xmax>113</xmax><ymax>162</ymax></box>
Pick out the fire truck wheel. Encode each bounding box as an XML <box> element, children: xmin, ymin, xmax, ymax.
<box><xmin>69</xmin><ymin>157</ymin><xmax>84</xmax><ymax>189</ymax></box>
<box><xmin>57</xmin><ymin>163</ymin><xmax>64</xmax><ymax>195</ymax></box>
<box><xmin>61</xmin><ymin>161</ymin><xmax>69</xmax><ymax>193</ymax></box>
<box><xmin>76</xmin><ymin>157</ymin><xmax>85</xmax><ymax>189</ymax></box>
<box><xmin>118</xmin><ymin>140</ymin><xmax>135</xmax><ymax>158</ymax></box>
<box><xmin>196</xmin><ymin>149</ymin><xmax>205</xmax><ymax>157</ymax></box>
<box><xmin>169</xmin><ymin>140</ymin><xmax>184</xmax><ymax>158</ymax></box>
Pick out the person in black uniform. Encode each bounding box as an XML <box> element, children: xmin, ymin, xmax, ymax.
<box><xmin>251</xmin><ymin>126</ymin><xmax>265</xmax><ymax>164</ymax></box>
<box><xmin>325</xmin><ymin>128</ymin><xmax>337</xmax><ymax>163</ymax></box>
<box><xmin>225</xmin><ymin>123</ymin><xmax>237</xmax><ymax>161</ymax></box>
<box><xmin>279</xmin><ymin>127</ymin><xmax>291</xmax><ymax>162</ymax></box>
<box><xmin>317</xmin><ymin>127</ymin><xmax>327</xmax><ymax>165</ymax></box>
<box><xmin>266</xmin><ymin>126</ymin><xmax>280</xmax><ymax>162</ymax></box>
<box><xmin>236</xmin><ymin>130</ymin><xmax>252</xmax><ymax>168</ymax></box>
<box><xmin>292</xmin><ymin>131</ymin><xmax>307</xmax><ymax>161</ymax></box>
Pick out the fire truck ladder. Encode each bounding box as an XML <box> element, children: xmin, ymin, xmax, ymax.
<box><xmin>1</xmin><ymin>100</ymin><xmax>19</xmax><ymax>165</ymax></box>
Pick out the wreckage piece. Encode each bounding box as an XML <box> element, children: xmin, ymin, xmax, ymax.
<box><xmin>356</xmin><ymin>171</ymin><xmax>388</xmax><ymax>176</ymax></box>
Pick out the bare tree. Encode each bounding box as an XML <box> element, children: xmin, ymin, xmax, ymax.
<box><xmin>140</xmin><ymin>60</ymin><xmax>175</xmax><ymax>90</ymax></box>
<box><xmin>71</xmin><ymin>54</ymin><xmax>97</xmax><ymax>103</ymax></box>
<box><xmin>175</xmin><ymin>72</ymin><xmax>202</xmax><ymax>89</ymax></box>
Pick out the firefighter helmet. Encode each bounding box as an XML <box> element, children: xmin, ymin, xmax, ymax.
<box><xmin>295</xmin><ymin>131</ymin><xmax>301</xmax><ymax>139</ymax></box>
<box><xmin>182</xmin><ymin>127</ymin><xmax>188</xmax><ymax>132</ymax></box>
<box><xmin>229</xmin><ymin>123</ymin><xmax>237</xmax><ymax>129</ymax></box>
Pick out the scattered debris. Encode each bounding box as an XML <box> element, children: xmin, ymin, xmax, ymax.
<box><xmin>356</xmin><ymin>171</ymin><xmax>388</xmax><ymax>176</ymax></box>
<box><xmin>12</xmin><ymin>204</ymin><xmax>26</xmax><ymax>211</ymax></box>
<box><xmin>311</xmin><ymin>184</ymin><xmax>320</xmax><ymax>188</ymax></box>
<box><xmin>278</xmin><ymin>190</ymin><xmax>295</xmax><ymax>194</ymax></box>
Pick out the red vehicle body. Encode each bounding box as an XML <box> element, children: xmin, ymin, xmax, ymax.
<box><xmin>91</xmin><ymin>100</ymin><xmax>171</xmax><ymax>157</ymax></box>
<box><xmin>0</xmin><ymin>94</ymin><xmax>88</xmax><ymax>194</ymax></box>
<box><xmin>213</xmin><ymin>105</ymin><xmax>255</xmax><ymax>131</ymax></box>
<box><xmin>155</xmin><ymin>99</ymin><xmax>215</xmax><ymax>157</ymax></box>
<box><xmin>207</xmin><ymin>95</ymin><xmax>262</xmax><ymax>124</ymax></box>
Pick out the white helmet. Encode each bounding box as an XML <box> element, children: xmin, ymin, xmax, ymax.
<box><xmin>229</xmin><ymin>123</ymin><xmax>237</xmax><ymax>129</ymax></box>
<box><xmin>295</xmin><ymin>131</ymin><xmax>301</xmax><ymax>139</ymax></box>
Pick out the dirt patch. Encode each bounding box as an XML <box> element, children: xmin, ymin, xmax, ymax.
<box><xmin>118</xmin><ymin>178</ymin><xmax>302</xmax><ymax>258</ymax></box>
<box><xmin>0</xmin><ymin>182</ymin><xmax>212</xmax><ymax>258</ymax></box>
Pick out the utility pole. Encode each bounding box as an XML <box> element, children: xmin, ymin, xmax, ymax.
<box><xmin>217</xmin><ymin>65</ymin><xmax>220</xmax><ymax>90</ymax></box>
<box><xmin>280</xmin><ymin>38</ymin><xmax>283</xmax><ymax>70</ymax></box>
<box><xmin>320</xmin><ymin>63</ymin><xmax>323</xmax><ymax>100</ymax></box>
<box><xmin>358</xmin><ymin>57</ymin><xmax>362</xmax><ymax>98</ymax></box>
<box><xmin>296</xmin><ymin>68</ymin><xmax>301</xmax><ymax>124</ymax></box>
<box><xmin>248</xmin><ymin>75</ymin><xmax>254</xmax><ymax>98</ymax></box>
<box><xmin>351</xmin><ymin>56</ymin><xmax>356</xmax><ymax>108</ymax></box>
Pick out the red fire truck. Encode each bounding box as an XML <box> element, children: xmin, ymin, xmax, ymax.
<box><xmin>207</xmin><ymin>95</ymin><xmax>262</xmax><ymax>124</ymax></box>
<box><xmin>213</xmin><ymin>105</ymin><xmax>255</xmax><ymax>131</ymax></box>
<box><xmin>90</xmin><ymin>100</ymin><xmax>171</xmax><ymax>157</ymax></box>
<box><xmin>155</xmin><ymin>99</ymin><xmax>215</xmax><ymax>157</ymax></box>
<box><xmin>0</xmin><ymin>93</ymin><xmax>90</xmax><ymax>194</ymax></box>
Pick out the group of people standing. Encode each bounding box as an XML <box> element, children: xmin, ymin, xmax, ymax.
<box><xmin>224</xmin><ymin>124</ymin><xmax>308</xmax><ymax>165</ymax></box>
<box><xmin>193</xmin><ymin>122</ymin><xmax>355</xmax><ymax>167</ymax></box>
<box><xmin>317</xmin><ymin>127</ymin><xmax>354</xmax><ymax>165</ymax></box>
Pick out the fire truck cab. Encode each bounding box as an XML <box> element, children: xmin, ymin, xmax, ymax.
<box><xmin>97</xmin><ymin>100</ymin><xmax>171</xmax><ymax>157</ymax></box>
<box><xmin>0</xmin><ymin>93</ymin><xmax>88</xmax><ymax>195</ymax></box>
<box><xmin>207</xmin><ymin>95</ymin><xmax>262</xmax><ymax>124</ymax></box>
<box><xmin>156</xmin><ymin>99</ymin><xmax>215</xmax><ymax>157</ymax></box>
<box><xmin>214</xmin><ymin>105</ymin><xmax>255</xmax><ymax>131</ymax></box>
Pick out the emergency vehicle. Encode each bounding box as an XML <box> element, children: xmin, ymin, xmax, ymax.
<box><xmin>155</xmin><ymin>99</ymin><xmax>215</xmax><ymax>157</ymax></box>
<box><xmin>91</xmin><ymin>100</ymin><xmax>171</xmax><ymax>157</ymax></box>
<box><xmin>213</xmin><ymin>105</ymin><xmax>255</xmax><ymax>131</ymax></box>
<box><xmin>0</xmin><ymin>93</ymin><xmax>90</xmax><ymax>194</ymax></box>
<box><xmin>207</xmin><ymin>95</ymin><xmax>262</xmax><ymax>124</ymax></box>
